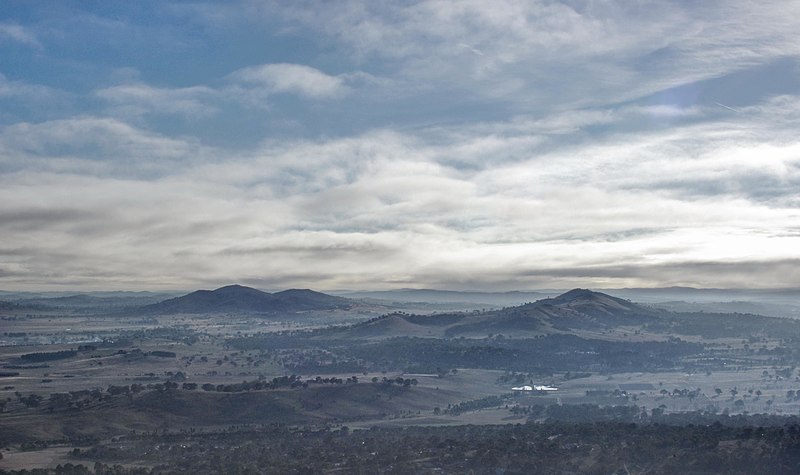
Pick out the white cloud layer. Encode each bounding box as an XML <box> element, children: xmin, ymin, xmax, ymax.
<box><xmin>0</xmin><ymin>22</ymin><xmax>41</xmax><ymax>49</ymax></box>
<box><xmin>227</xmin><ymin>63</ymin><xmax>349</xmax><ymax>101</ymax></box>
<box><xmin>0</xmin><ymin>1</ymin><xmax>799</xmax><ymax>290</ymax></box>
<box><xmin>96</xmin><ymin>83</ymin><xmax>218</xmax><ymax>118</ymax></box>
<box><xmin>2</xmin><ymin>92</ymin><xmax>799</xmax><ymax>290</ymax></box>
<box><xmin>271</xmin><ymin>0</ymin><xmax>800</xmax><ymax>106</ymax></box>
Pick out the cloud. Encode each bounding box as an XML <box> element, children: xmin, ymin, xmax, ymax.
<box><xmin>515</xmin><ymin>259</ymin><xmax>800</xmax><ymax>290</ymax></box>
<box><xmin>3</xmin><ymin>88</ymin><xmax>799</xmax><ymax>290</ymax></box>
<box><xmin>270</xmin><ymin>0</ymin><xmax>800</xmax><ymax>108</ymax></box>
<box><xmin>0</xmin><ymin>73</ymin><xmax>71</xmax><ymax>116</ymax></box>
<box><xmin>96</xmin><ymin>83</ymin><xmax>218</xmax><ymax>118</ymax></box>
<box><xmin>0</xmin><ymin>208</ymin><xmax>104</xmax><ymax>232</ymax></box>
<box><xmin>0</xmin><ymin>22</ymin><xmax>42</xmax><ymax>49</ymax></box>
<box><xmin>0</xmin><ymin>73</ymin><xmax>52</xmax><ymax>99</ymax></box>
<box><xmin>1</xmin><ymin>2</ymin><xmax>799</xmax><ymax>290</ymax></box>
<box><xmin>89</xmin><ymin>62</ymin><xmax>355</xmax><ymax>124</ymax></box>
<box><xmin>0</xmin><ymin>117</ymin><xmax>211</xmax><ymax>177</ymax></box>
<box><xmin>227</xmin><ymin>63</ymin><xmax>348</xmax><ymax>102</ymax></box>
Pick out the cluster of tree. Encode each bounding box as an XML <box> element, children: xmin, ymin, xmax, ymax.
<box><xmin>563</xmin><ymin>371</ymin><xmax>591</xmax><ymax>380</ymax></box>
<box><xmin>119</xmin><ymin>327</ymin><xmax>198</xmax><ymax>346</ymax></box>
<box><xmin>786</xmin><ymin>390</ymin><xmax>800</xmax><ymax>401</ymax></box>
<box><xmin>16</xmin><ymin>417</ymin><xmax>796</xmax><ymax>474</ymax></box>
<box><xmin>658</xmin><ymin>387</ymin><xmax>703</xmax><ymax>399</ymax></box>
<box><xmin>0</xmin><ymin>462</ymin><xmax>94</xmax><ymax>474</ymax></box>
<box><xmin>661</xmin><ymin>311</ymin><xmax>800</xmax><ymax>339</ymax></box>
<box><xmin>3</xmin><ymin>364</ymin><xmax>49</xmax><ymax>369</ymax></box>
<box><xmin>227</xmin><ymin>332</ymin><xmax>345</xmax><ymax>351</ymax></box>
<box><xmin>220</xmin><ymin>319</ymin><xmax>800</xmax><ymax>375</ymax></box>
<box><xmin>513</xmin><ymin>403</ymin><xmax>800</xmax><ymax>427</ymax></box>
<box><xmin>444</xmin><ymin>394</ymin><xmax>513</xmax><ymax>416</ymax></box>
<box><xmin>194</xmin><ymin>374</ymin><xmax>363</xmax><ymax>393</ymax></box>
<box><xmin>585</xmin><ymin>389</ymin><xmax>629</xmax><ymax>398</ymax></box>
<box><xmin>19</xmin><ymin>350</ymin><xmax>77</xmax><ymax>363</ymax></box>
<box><xmin>7</xmin><ymin>382</ymin><xmax>185</xmax><ymax>415</ymax></box>
<box><xmin>11</xmin><ymin>373</ymin><xmax>383</xmax><ymax>418</ymax></box>
<box><xmin>337</xmin><ymin>335</ymin><xmax>704</xmax><ymax>373</ymax></box>
<box><xmin>282</xmin><ymin>358</ymin><xmax>365</xmax><ymax>374</ymax></box>
<box><xmin>497</xmin><ymin>371</ymin><xmax>527</xmax><ymax>384</ymax></box>
<box><xmin>369</xmin><ymin>376</ymin><xmax>418</xmax><ymax>387</ymax></box>
<box><xmin>17</xmin><ymin>393</ymin><xmax>43</xmax><ymax>408</ymax></box>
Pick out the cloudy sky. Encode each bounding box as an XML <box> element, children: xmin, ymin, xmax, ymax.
<box><xmin>1</xmin><ymin>1</ymin><xmax>799</xmax><ymax>291</ymax></box>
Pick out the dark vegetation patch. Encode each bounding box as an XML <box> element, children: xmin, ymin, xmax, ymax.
<box><xmin>230</xmin><ymin>332</ymin><xmax>704</xmax><ymax>374</ymax></box>
<box><xmin>19</xmin><ymin>350</ymin><xmax>77</xmax><ymax>363</ymax></box>
<box><xmin>9</xmin><ymin>416</ymin><xmax>800</xmax><ymax>475</ymax></box>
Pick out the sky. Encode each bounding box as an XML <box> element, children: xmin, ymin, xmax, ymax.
<box><xmin>1</xmin><ymin>0</ymin><xmax>800</xmax><ymax>292</ymax></box>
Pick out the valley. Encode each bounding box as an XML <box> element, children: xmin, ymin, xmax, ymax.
<box><xmin>2</xmin><ymin>286</ymin><xmax>800</xmax><ymax>473</ymax></box>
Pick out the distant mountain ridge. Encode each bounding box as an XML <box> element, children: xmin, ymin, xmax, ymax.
<box><xmin>143</xmin><ymin>285</ymin><xmax>352</xmax><ymax>315</ymax></box>
<box><xmin>341</xmin><ymin>288</ymin><xmax>660</xmax><ymax>338</ymax></box>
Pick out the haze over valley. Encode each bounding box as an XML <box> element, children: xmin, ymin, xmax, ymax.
<box><xmin>2</xmin><ymin>1</ymin><xmax>800</xmax><ymax>473</ymax></box>
<box><xmin>4</xmin><ymin>285</ymin><xmax>800</xmax><ymax>472</ymax></box>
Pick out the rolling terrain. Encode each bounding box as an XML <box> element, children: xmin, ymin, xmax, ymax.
<box><xmin>333</xmin><ymin>288</ymin><xmax>666</xmax><ymax>339</ymax></box>
<box><xmin>329</xmin><ymin>288</ymin><xmax>800</xmax><ymax>342</ymax></box>
<box><xmin>4</xmin><ymin>286</ymin><xmax>800</xmax><ymax>473</ymax></box>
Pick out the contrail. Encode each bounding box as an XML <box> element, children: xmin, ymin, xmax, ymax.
<box><xmin>715</xmin><ymin>102</ymin><xmax>740</xmax><ymax>113</ymax></box>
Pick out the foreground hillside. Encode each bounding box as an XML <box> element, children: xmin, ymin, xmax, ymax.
<box><xmin>62</xmin><ymin>419</ymin><xmax>800</xmax><ymax>474</ymax></box>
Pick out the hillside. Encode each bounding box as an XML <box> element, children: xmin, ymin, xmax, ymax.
<box><xmin>528</xmin><ymin>288</ymin><xmax>659</xmax><ymax>326</ymax></box>
<box><xmin>142</xmin><ymin>284</ymin><xmax>352</xmax><ymax>315</ymax></box>
<box><xmin>332</xmin><ymin>288</ymin><xmax>800</xmax><ymax>343</ymax></box>
<box><xmin>338</xmin><ymin>288</ymin><xmax>662</xmax><ymax>339</ymax></box>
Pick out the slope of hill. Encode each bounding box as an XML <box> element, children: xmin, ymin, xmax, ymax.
<box><xmin>338</xmin><ymin>288</ymin><xmax>662</xmax><ymax>339</ymax></box>
<box><xmin>334</xmin><ymin>287</ymin><xmax>800</xmax><ymax>342</ymax></box>
<box><xmin>345</xmin><ymin>312</ymin><xmax>472</xmax><ymax>338</ymax></box>
<box><xmin>273</xmin><ymin>288</ymin><xmax>352</xmax><ymax>311</ymax></box>
<box><xmin>143</xmin><ymin>285</ymin><xmax>352</xmax><ymax>315</ymax></box>
<box><xmin>530</xmin><ymin>288</ymin><xmax>659</xmax><ymax>326</ymax></box>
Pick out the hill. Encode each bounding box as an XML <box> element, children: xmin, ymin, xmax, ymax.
<box><xmin>335</xmin><ymin>288</ymin><xmax>800</xmax><ymax>342</ymax></box>
<box><xmin>338</xmin><ymin>288</ymin><xmax>661</xmax><ymax>339</ymax></box>
<box><xmin>142</xmin><ymin>285</ymin><xmax>352</xmax><ymax>315</ymax></box>
<box><xmin>530</xmin><ymin>288</ymin><xmax>659</xmax><ymax>325</ymax></box>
